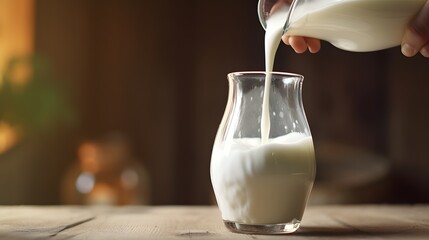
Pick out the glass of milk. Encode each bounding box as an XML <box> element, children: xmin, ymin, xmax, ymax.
<box><xmin>210</xmin><ymin>71</ymin><xmax>316</xmax><ymax>234</ymax></box>
<box><xmin>258</xmin><ymin>0</ymin><xmax>427</xmax><ymax>52</ymax></box>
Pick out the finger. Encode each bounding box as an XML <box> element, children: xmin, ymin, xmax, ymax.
<box><xmin>282</xmin><ymin>35</ymin><xmax>291</xmax><ymax>45</ymax></box>
<box><xmin>305</xmin><ymin>37</ymin><xmax>321</xmax><ymax>53</ymax></box>
<box><xmin>288</xmin><ymin>36</ymin><xmax>308</xmax><ymax>53</ymax></box>
<box><xmin>401</xmin><ymin>1</ymin><xmax>429</xmax><ymax>57</ymax></box>
<box><xmin>421</xmin><ymin>42</ymin><xmax>429</xmax><ymax>57</ymax></box>
<box><xmin>402</xmin><ymin>29</ymin><xmax>429</xmax><ymax>57</ymax></box>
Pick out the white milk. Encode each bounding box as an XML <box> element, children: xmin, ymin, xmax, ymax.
<box><xmin>211</xmin><ymin>133</ymin><xmax>315</xmax><ymax>224</ymax></box>
<box><xmin>261</xmin><ymin>3</ymin><xmax>289</xmax><ymax>143</ymax></box>
<box><xmin>287</xmin><ymin>0</ymin><xmax>427</xmax><ymax>52</ymax></box>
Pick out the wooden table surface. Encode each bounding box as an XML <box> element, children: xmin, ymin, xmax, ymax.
<box><xmin>0</xmin><ymin>205</ymin><xmax>428</xmax><ymax>239</ymax></box>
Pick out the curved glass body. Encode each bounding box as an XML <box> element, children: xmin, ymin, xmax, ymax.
<box><xmin>210</xmin><ymin>72</ymin><xmax>316</xmax><ymax>234</ymax></box>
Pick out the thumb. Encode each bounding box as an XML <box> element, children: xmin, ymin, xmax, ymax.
<box><xmin>401</xmin><ymin>1</ymin><xmax>429</xmax><ymax>57</ymax></box>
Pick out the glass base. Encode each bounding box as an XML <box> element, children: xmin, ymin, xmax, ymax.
<box><xmin>223</xmin><ymin>219</ymin><xmax>301</xmax><ymax>234</ymax></box>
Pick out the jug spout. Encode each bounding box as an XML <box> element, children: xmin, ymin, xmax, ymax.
<box><xmin>258</xmin><ymin>0</ymin><xmax>297</xmax><ymax>32</ymax></box>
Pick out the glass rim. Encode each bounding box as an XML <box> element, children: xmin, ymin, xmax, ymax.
<box><xmin>227</xmin><ymin>71</ymin><xmax>304</xmax><ymax>80</ymax></box>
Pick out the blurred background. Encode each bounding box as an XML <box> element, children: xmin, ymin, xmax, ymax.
<box><xmin>0</xmin><ymin>0</ymin><xmax>428</xmax><ymax>205</ymax></box>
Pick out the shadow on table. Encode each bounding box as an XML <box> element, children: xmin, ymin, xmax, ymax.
<box><xmin>297</xmin><ymin>225</ymin><xmax>429</xmax><ymax>238</ymax></box>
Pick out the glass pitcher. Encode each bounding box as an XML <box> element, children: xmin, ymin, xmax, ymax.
<box><xmin>258</xmin><ymin>0</ymin><xmax>426</xmax><ymax>52</ymax></box>
<box><xmin>210</xmin><ymin>72</ymin><xmax>316</xmax><ymax>234</ymax></box>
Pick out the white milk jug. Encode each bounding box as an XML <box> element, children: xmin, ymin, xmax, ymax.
<box><xmin>258</xmin><ymin>0</ymin><xmax>427</xmax><ymax>52</ymax></box>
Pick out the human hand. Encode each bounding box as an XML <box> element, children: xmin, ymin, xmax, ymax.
<box><xmin>401</xmin><ymin>1</ymin><xmax>429</xmax><ymax>57</ymax></box>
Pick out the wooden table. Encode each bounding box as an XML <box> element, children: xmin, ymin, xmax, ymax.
<box><xmin>0</xmin><ymin>205</ymin><xmax>428</xmax><ymax>239</ymax></box>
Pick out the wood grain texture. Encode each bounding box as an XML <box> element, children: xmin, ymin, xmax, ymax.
<box><xmin>0</xmin><ymin>205</ymin><xmax>428</xmax><ymax>239</ymax></box>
